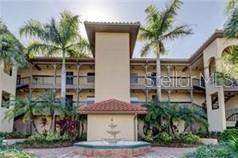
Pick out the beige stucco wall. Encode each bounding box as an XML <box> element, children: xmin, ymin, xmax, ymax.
<box><xmin>95</xmin><ymin>32</ymin><xmax>130</xmax><ymax>102</ymax></box>
<box><xmin>87</xmin><ymin>114</ymin><xmax>136</xmax><ymax>141</ymax></box>
<box><xmin>0</xmin><ymin>60</ymin><xmax>17</xmax><ymax>132</ymax></box>
<box><xmin>225</xmin><ymin>95</ymin><xmax>238</xmax><ymax>108</ymax></box>
<box><xmin>203</xmin><ymin>37</ymin><xmax>238</xmax><ymax>132</ymax></box>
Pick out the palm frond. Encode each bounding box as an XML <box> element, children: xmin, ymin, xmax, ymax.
<box><xmin>19</xmin><ymin>19</ymin><xmax>48</xmax><ymax>41</ymax></box>
<box><xmin>159</xmin><ymin>0</ymin><xmax>183</xmax><ymax>33</ymax></box>
<box><xmin>65</xmin><ymin>38</ymin><xmax>91</xmax><ymax>57</ymax></box>
<box><xmin>140</xmin><ymin>42</ymin><xmax>152</xmax><ymax>57</ymax></box>
<box><xmin>59</xmin><ymin>11</ymin><xmax>80</xmax><ymax>44</ymax></box>
<box><xmin>225</xmin><ymin>8</ymin><xmax>238</xmax><ymax>38</ymax></box>
<box><xmin>162</xmin><ymin>25</ymin><xmax>193</xmax><ymax>41</ymax></box>
<box><xmin>27</xmin><ymin>41</ymin><xmax>61</xmax><ymax>57</ymax></box>
<box><xmin>0</xmin><ymin>22</ymin><xmax>27</xmax><ymax>67</ymax></box>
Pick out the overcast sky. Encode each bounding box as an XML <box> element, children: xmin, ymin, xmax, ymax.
<box><xmin>0</xmin><ymin>0</ymin><xmax>227</xmax><ymax>58</ymax></box>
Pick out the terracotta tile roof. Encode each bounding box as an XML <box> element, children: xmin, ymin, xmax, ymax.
<box><xmin>79</xmin><ymin>99</ymin><xmax>147</xmax><ymax>114</ymax></box>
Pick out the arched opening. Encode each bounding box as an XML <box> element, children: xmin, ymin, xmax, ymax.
<box><xmin>208</xmin><ymin>57</ymin><xmax>216</xmax><ymax>77</ymax></box>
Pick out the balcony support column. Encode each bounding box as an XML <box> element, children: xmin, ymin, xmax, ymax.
<box><xmin>29</xmin><ymin>64</ymin><xmax>33</xmax><ymax>98</ymax></box>
<box><xmin>76</xmin><ymin>64</ymin><xmax>81</xmax><ymax>108</ymax></box>
<box><xmin>190</xmin><ymin>89</ymin><xmax>194</xmax><ymax>104</ymax></box>
<box><xmin>144</xmin><ymin>61</ymin><xmax>148</xmax><ymax>103</ymax></box>
<box><xmin>189</xmin><ymin>66</ymin><xmax>194</xmax><ymax>104</ymax></box>
<box><xmin>168</xmin><ymin>90</ymin><xmax>171</xmax><ymax>102</ymax></box>
<box><xmin>167</xmin><ymin>65</ymin><xmax>171</xmax><ymax>101</ymax></box>
<box><xmin>189</xmin><ymin>66</ymin><xmax>192</xmax><ymax>88</ymax></box>
<box><xmin>53</xmin><ymin>64</ymin><xmax>57</xmax><ymax>92</ymax></box>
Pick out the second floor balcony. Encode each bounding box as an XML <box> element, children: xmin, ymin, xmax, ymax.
<box><xmin>17</xmin><ymin>75</ymin><xmax>95</xmax><ymax>90</ymax></box>
<box><xmin>130</xmin><ymin>76</ymin><xmax>203</xmax><ymax>90</ymax></box>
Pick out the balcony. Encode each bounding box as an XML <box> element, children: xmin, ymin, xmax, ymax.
<box><xmin>16</xmin><ymin>75</ymin><xmax>95</xmax><ymax>90</ymax></box>
<box><xmin>226</xmin><ymin>107</ymin><xmax>238</xmax><ymax>127</ymax></box>
<box><xmin>130</xmin><ymin>76</ymin><xmax>194</xmax><ymax>90</ymax></box>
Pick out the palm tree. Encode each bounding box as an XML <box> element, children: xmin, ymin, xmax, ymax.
<box><xmin>37</xmin><ymin>90</ymin><xmax>68</xmax><ymax>132</ymax></box>
<box><xmin>226</xmin><ymin>0</ymin><xmax>238</xmax><ymax>14</ymax></box>
<box><xmin>19</xmin><ymin>11</ymin><xmax>91</xmax><ymax>104</ymax></box>
<box><xmin>179</xmin><ymin>104</ymin><xmax>207</xmax><ymax>133</ymax></box>
<box><xmin>4</xmin><ymin>96</ymin><xmax>40</xmax><ymax>134</ymax></box>
<box><xmin>0</xmin><ymin>20</ymin><xmax>27</xmax><ymax>67</ymax></box>
<box><xmin>139</xmin><ymin>1</ymin><xmax>192</xmax><ymax>101</ymax></box>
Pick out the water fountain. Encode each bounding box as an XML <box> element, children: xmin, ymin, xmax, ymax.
<box><xmin>104</xmin><ymin>118</ymin><xmax>120</xmax><ymax>144</ymax></box>
<box><xmin>74</xmin><ymin>117</ymin><xmax>151</xmax><ymax>157</ymax></box>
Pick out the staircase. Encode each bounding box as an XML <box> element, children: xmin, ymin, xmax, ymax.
<box><xmin>226</xmin><ymin>108</ymin><xmax>238</xmax><ymax>128</ymax></box>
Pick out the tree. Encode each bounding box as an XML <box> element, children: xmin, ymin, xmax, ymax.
<box><xmin>222</xmin><ymin>1</ymin><xmax>238</xmax><ymax>80</ymax></box>
<box><xmin>19</xmin><ymin>11</ymin><xmax>91</xmax><ymax>104</ymax></box>
<box><xmin>0</xmin><ymin>20</ymin><xmax>27</xmax><ymax>67</ymax></box>
<box><xmin>37</xmin><ymin>90</ymin><xmax>68</xmax><ymax>132</ymax></box>
<box><xmin>226</xmin><ymin>0</ymin><xmax>238</xmax><ymax>14</ymax></box>
<box><xmin>139</xmin><ymin>1</ymin><xmax>192</xmax><ymax>101</ymax></box>
<box><xmin>143</xmin><ymin>101</ymin><xmax>207</xmax><ymax>138</ymax></box>
<box><xmin>4</xmin><ymin>96</ymin><xmax>40</xmax><ymax>134</ymax></box>
<box><xmin>179</xmin><ymin>104</ymin><xmax>207</xmax><ymax>133</ymax></box>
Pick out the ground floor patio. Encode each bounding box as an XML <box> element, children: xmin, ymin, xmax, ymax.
<box><xmin>25</xmin><ymin>146</ymin><xmax>196</xmax><ymax>158</ymax></box>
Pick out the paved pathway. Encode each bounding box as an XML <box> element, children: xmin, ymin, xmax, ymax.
<box><xmin>26</xmin><ymin>147</ymin><xmax>196</xmax><ymax>158</ymax></box>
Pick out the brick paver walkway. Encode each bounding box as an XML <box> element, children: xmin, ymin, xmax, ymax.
<box><xmin>26</xmin><ymin>146</ymin><xmax>196</xmax><ymax>158</ymax></box>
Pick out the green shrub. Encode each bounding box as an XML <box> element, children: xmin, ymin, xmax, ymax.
<box><xmin>143</xmin><ymin>131</ymin><xmax>154</xmax><ymax>143</ymax></box>
<box><xmin>0</xmin><ymin>132</ymin><xmax>30</xmax><ymax>139</ymax></box>
<box><xmin>0</xmin><ymin>149</ymin><xmax>35</xmax><ymax>158</ymax></box>
<box><xmin>195</xmin><ymin>131</ymin><xmax>222</xmax><ymax>139</ymax></box>
<box><xmin>22</xmin><ymin>132</ymin><xmax>72</xmax><ymax>145</ymax></box>
<box><xmin>184</xmin><ymin>143</ymin><xmax>237</xmax><ymax>158</ymax></box>
<box><xmin>180</xmin><ymin>133</ymin><xmax>200</xmax><ymax>144</ymax></box>
<box><xmin>222</xmin><ymin>129</ymin><xmax>238</xmax><ymax>141</ymax></box>
<box><xmin>156</xmin><ymin>132</ymin><xmax>174</xmax><ymax>144</ymax></box>
<box><xmin>227</xmin><ymin>136</ymin><xmax>238</xmax><ymax>153</ymax></box>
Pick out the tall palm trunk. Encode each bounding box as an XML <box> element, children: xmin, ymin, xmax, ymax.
<box><xmin>156</xmin><ymin>53</ymin><xmax>162</xmax><ymax>102</ymax></box>
<box><xmin>61</xmin><ymin>51</ymin><xmax>66</xmax><ymax>105</ymax></box>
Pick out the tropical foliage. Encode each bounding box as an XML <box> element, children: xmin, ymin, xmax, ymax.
<box><xmin>4</xmin><ymin>90</ymin><xmax>70</xmax><ymax>134</ymax></box>
<box><xmin>4</xmin><ymin>95</ymin><xmax>40</xmax><ymax>134</ymax></box>
<box><xmin>0</xmin><ymin>20</ymin><xmax>27</xmax><ymax>67</ymax></box>
<box><xmin>139</xmin><ymin>0</ymin><xmax>192</xmax><ymax>101</ymax></box>
<box><xmin>37</xmin><ymin>90</ymin><xmax>67</xmax><ymax>132</ymax></box>
<box><xmin>0</xmin><ymin>149</ymin><xmax>35</xmax><ymax>158</ymax></box>
<box><xmin>184</xmin><ymin>143</ymin><xmax>237</xmax><ymax>158</ymax></box>
<box><xmin>19</xmin><ymin>11</ymin><xmax>91</xmax><ymax>103</ymax></box>
<box><xmin>143</xmin><ymin>102</ymin><xmax>207</xmax><ymax>136</ymax></box>
<box><xmin>142</xmin><ymin>101</ymin><xmax>207</xmax><ymax>144</ymax></box>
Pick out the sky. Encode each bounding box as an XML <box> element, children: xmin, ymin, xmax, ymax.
<box><xmin>0</xmin><ymin>0</ymin><xmax>227</xmax><ymax>58</ymax></box>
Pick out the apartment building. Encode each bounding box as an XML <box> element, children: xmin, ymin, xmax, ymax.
<box><xmin>14</xmin><ymin>22</ymin><xmax>238</xmax><ymax>135</ymax></box>
<box><xmin>0</xmin><ymin>60</ymin><xmax>17</xmax><ymax>132</ymax></box>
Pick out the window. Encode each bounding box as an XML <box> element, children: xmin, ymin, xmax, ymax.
<box><xmin>211</xmin><ymin>92</ymin><xmax>219</xmax><ymax>110</ymax></box>
<box><xmin>1</xmin><ymin>91</ymin><xmax>11</xmax><ymax>108</ymax></box>
<box><xmin>3</xmin><ymin>63</ymin><xmax>12</xmax><ymax>76</ymax></box>
<box><xmin>17</xmin><ymin>75</ymin><xmax>21</xmax><ymax>85</ymax></box>
<box><xmin>66</xmin><ymin>95</ymin><xmax>73</xmax><ymax>107</ymax></box>
<box><xmin>152</xmin><ymin>95</ymin><xmax>157</xmax><ymax>102</ymax></box>
<box><xmin>66</xmin><ymin>72</ymin><xmax>74</xmax><ymax>85</ymax></box>
<box><xmin>130</xmin><ymin>73</ymin><xmax>138</xmax><ymax>83</ymax></box>
<box><xmin>87</xmin><ymin>73</ymin><xmax>95</xmax><ymax>83</ymax></box>
<box><xmin>151</xmin><ymin>73</ymin><xmax>157</xmax><ymax>86</ymax></box>
<box><xmin>87</xmin><ymin>96</ymin><xmax>95</xmax><ymax>104</ymax></box>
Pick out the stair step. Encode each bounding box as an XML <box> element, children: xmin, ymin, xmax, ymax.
<box><xmin>226</xmin><ymin>121</ymin><xmax>236</xmax><ymax>127</ymax></box>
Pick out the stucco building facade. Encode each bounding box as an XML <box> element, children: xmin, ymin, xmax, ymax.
<box><xmin>2</xmin><ymin>22</ymin><xmax>238</xmax><ymax>137</ymax></box>
<box><xmin>0</xmin><ymin>60</ymin><xmax>17</xmax><ymax>132</ymax></box>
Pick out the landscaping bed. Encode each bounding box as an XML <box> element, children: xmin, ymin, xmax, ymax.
<box><xmin>152</xmin><ymin>143</ymin><xmax>199</xmax><ymax>148</ymax></box>
<box><xmin>15</xmin><ymin>132</ymin><xmax>75</xmax><ymax>149</ymax></box>
<box><xmin>19</xmin><ymin>141</ymin><xmax>73</xmax><ymax>149</ymax></box>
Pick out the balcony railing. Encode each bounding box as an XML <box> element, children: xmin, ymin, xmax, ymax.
<box><xmin>226</xmin><ymin>107</ymin><xmax>238</xmax><ymax>122</ymax></box>
<box><xmin>130</xmin><ymin>76</ymin><xmax>195</xmax><ymax>89</ymax></box>
<box><xmin>17</xmin><ymin>75</ymin><xmax>95</xmax><ymax>89</ymax></box>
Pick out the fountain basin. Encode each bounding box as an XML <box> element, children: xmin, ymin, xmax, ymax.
<box><xmin>74</xmin><ymin>141</ymin><xmax>151</xmax><ymax>157</ymax></box>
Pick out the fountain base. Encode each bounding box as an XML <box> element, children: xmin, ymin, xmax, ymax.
<box><xmin>74</xmin><ymin>141</ymin><xmax>151</xmax><ymax>157</ymax></box>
